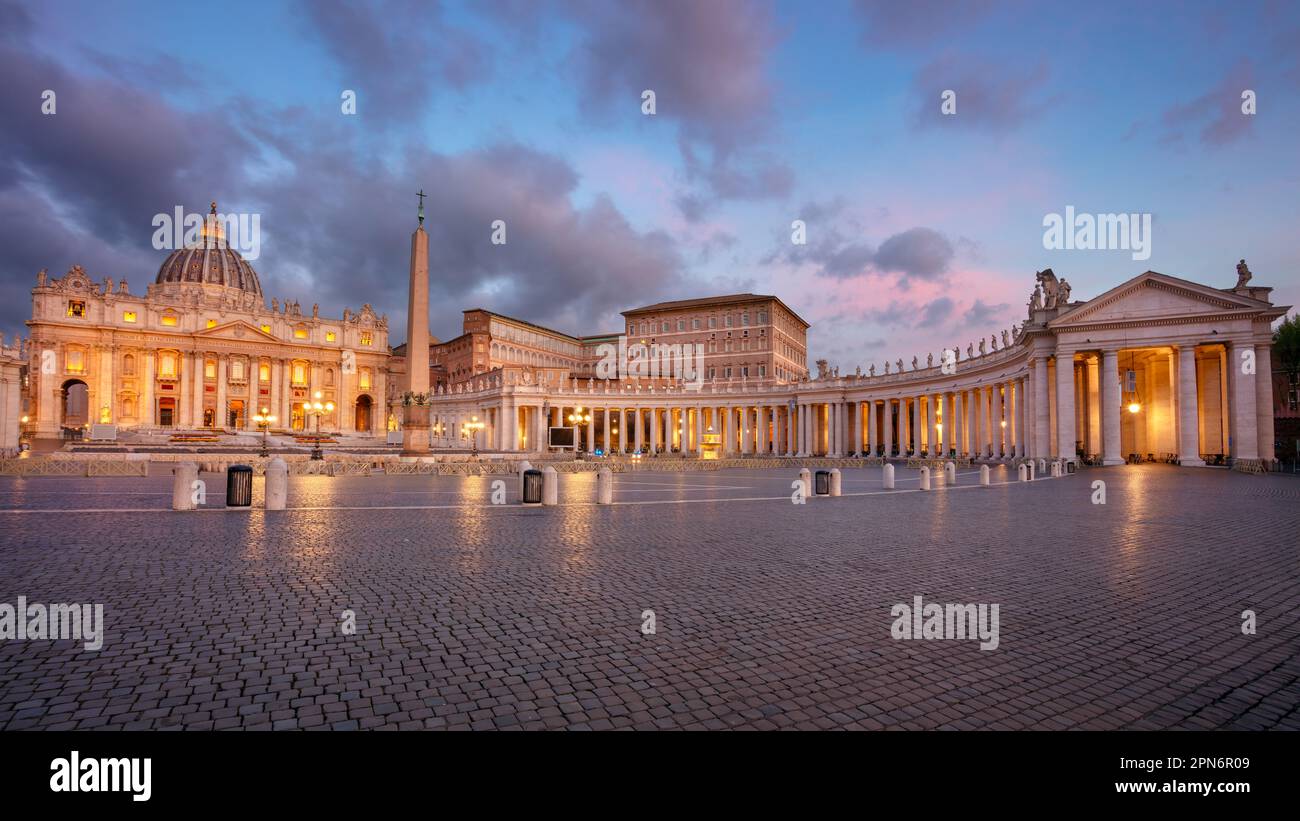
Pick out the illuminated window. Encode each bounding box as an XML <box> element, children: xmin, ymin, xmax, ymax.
<box><xmin>360</xmin><ymin>332</ymin><xmax>372</xmax><ymax>346</ymax></box>
<box><xmin>67</xmin><ymin>301</ymin><xmax>85</xmax><ymax>318</ymax></box>
<box><xmin>359</xmin><ymin>368</ymin><xmax>371</xmax><ymax>390</ymax></box>
<box><xmin>205</xmin><ymin>360</ymin><xmax>216</xmax><ymax>379</ymax></box>
<box><xmin>230</xmin><ymin>360</ymin><xmax>244</xmax><ymax>380</ymax></box>
<box><xmin>160</xmin><ymin>353</ymin><xmax>177</xmax><ymax>378</ymax></box>
<box><xmin>259</xmin><ymin>363</ymin><xmax>270</xmax><ymax>382</ymax></box>
<box><xmin>294</xmin><ymin>327</ymin><xmax>308</xmax><ymax>339</ymax></box>
<box><xmin>66</xmin><ymin>349</ymin><xmax>85</xmax><ymax>373</ymax></box>
<box><xmin>292</xmin><ymin>362</ymin><xmax>307</xmax><ymax>385</ymax></box>
<box><xmin>160</xmin><ymin>314</ymin><xmax>178</xmax><ymax>327</ymax></box>
<box><xmin>207</xmin><ymin>318</ymin><xmax>217</xmax><ymax>328</ymax></box>
<box><xmin>260</xmin><ymin>324</ymin><xmax>272</xmax><ymax>334</ymax></box>
<box><xmin>123</xmin><ymin>311</ymin><xmax>137</xmax><ymax>323</ymax></box>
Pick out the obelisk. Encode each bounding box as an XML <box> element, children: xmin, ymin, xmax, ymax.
<box><xmin>401</xmin><ymin>191</ymin><xmax>432</xmax><ymax>455</ymax></box>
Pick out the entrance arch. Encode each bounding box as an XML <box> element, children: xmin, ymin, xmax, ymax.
<box><xmin>355</xmin><ymin>394</ymin><xmax>373</xmax><ymax>432</ymax></box>
<box><xmin>61</xmin><ymin>379</ymin><xmax>89</xmax><ymax>428</ymax></box>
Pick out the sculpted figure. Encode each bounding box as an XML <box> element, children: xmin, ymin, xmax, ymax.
<box><xmin>926</xmin><ymin>353</ymin><xmax>933</xmax><ymax>368</ymax></box>
<box><xmin>990</xmin><ymin>334</ymin><xmax>998</xmax><ymax>351</ymax></box>
<box><xmin>36</xmin><ymin>269</ymin><xmax>47</xmax><ymax>287</ymax></box>
<box><xmin>884</xmin><ymin>362</ymin><xmax>890</xmax><ymax>375</ymax></box>
<box><xmin>119</xmin><ymin>279</ymin><xmax>128</xmax><ymax>294</ymax></box>
<box><xmin>1002</xmin><ymin>329</ymin><xmax>1011</xmax><ymax>348</ymax></box>
<box><xmin>1236</xmin><ymin>259</ymin><xmax>1252</xmax><ymax>287</ymax></box>
<box><xmin>1058</xmin><ymin>278</ymin><xmax>1072</xmax><ymax>304</ymax></box>
<box><xmin>312</xmin><ymin>303</ymin><xmax>319</xmax><ymax>318</ymax></box>
<box><xmin>978</xmin><ymin>338</ymin><xmax>986</xmax><ymax>355</ymax></box>
<box><xmin>869</xmin><ymin>364</ymin><xmax>876</xmax><ymax>376</ymax></box>
<box><xmin>896</xmin><ymin>358</ymin><xmax>903</xmax><ymax>373</ymax></box>
<box><xmin>911</xmin><ymin>356</ymin><xmax>918</xmax><ymax>370</ymax></box>
<box><xmin>855</xmin><ymin>365</ymin><xmax>861</xmax><ymax>377</ymax></box>
<box><xmin>1030</xmin><ymin>284</ymin><xmax>1042</xmax><ymax>312</ymax></box>
<box><xmin>966</xmin><ymin>343</ymin><xmax>973</xmax><ymax>359</ymax></box>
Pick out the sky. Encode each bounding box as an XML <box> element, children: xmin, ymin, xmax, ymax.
<box><xmin>2</xmin><ymin>0</ymin><xmax>1298</xmax><ymax>370</ymax></box>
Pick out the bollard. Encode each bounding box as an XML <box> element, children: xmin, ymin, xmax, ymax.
<box><xmin>944</xmin><ymin>461</ymin><xmax>956</xmax><ymax>483</ymax></box>
<box><xmin>596</xmin><ymin>467</ymin><xmax>612</xmax><ymax>504</ymax></box>
<box><xmin>919</xmin><ymin>465</ymin><xmax>930</xmax><ymax>490</ymax></box>
<box><xmin>882</xmin><ymin>463</ymin><xmax>895</xmax><ymax>489</ymax></box>
<box><xmin>172</xmin><ymin>461</ymin><xmax>198</xmax><ymax>510</ymax></box>
<box><xmin>265</xmin><ymin>456</ymin><xmax>288</xmax><ymax>510</ymax></box>
<box><xmin>1028</xmin><ymin>461</ymin><xmax>1036</xmax><ymax>481</ymax></box>
<box><xmin>1017</xmin><ymin>463</ymin><xmax>1027</xmax><ymax>482</ymax></box>
<box><xmin>1038</xmin><ymin>458</ymin><xmax>1047</xmax><ymax>475</ymax></box>
<box><xmin>542</xmin><ymin>466</ymin><xmax>558</xmax><ymax>506</ymax></box>
<box><xmin>980</xmin><ymin>464</ymin><xmax>990</xmax><ymax>486</ymax></box>
<box><xmin>798</xmin><ymin>468</ymin><xmax>811</xmax><ymax>498</ymax></box>
<box><xmin>828</xmin><ymin>468</ymin><xmax>841</xmax><ymax>497</ymax></box>
<box><xmin>517</xmin><ymin>459</ymin><xmax>532</xmax><ymax>487</ymax></box>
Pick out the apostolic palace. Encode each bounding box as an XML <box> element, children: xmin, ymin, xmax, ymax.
<box><xmin>5</xmin><ymin>202</ymin><xmax>1292</xmax><ymax>472</ymax></box>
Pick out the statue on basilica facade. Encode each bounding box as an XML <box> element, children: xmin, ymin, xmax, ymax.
<box><xmin>868</xmin><ymin>364</ymin><xmax>875</xmax><ymax>376</ymax></box>
<box><xmin>1001</xmin><ymin>329</ymin><xmax>1011</xmax><ymax>348</ymax></box>
<box><xmin>926</xmin><ymin>353</ymin><xmax>933</xmax><ymax>368</ymax></box>
<box><xmin>1058</xmin><ymin>278</ymin><xmax>1072</xmax><ymax>304</ymax></box>
<box><xmin>36</xmin><ymin>269</ymin><xmax>47</xmax><ymax>287</ymax></box>
<box><xmin>978</xmin><ymin>338</ymin><xmax>986</xmax><ymax>356</ymax></box>
<box><xmin>1236</xmin><ymin>259</ymin><xmax>1252</xmax><ymax>288</ymax></box>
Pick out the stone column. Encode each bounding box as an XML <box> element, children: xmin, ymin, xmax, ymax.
<box><xmin>1176</xmin><ymin>345</ymin><xmax>1206</xmax><ymax>465</ymax></box>
<box><xmin>908</xmin><ymin>395</ymin><xmax>919</xmax><ymax>455</ymax></box>
<box><xmin>954</xmin><ymin>390</ymin><xmax>964</xmax><ymax>457</ymax></box>
<box><xmin>1016</xmin><ymin>378</ymin><xmax>1027</xmax><ymax>458</ymax></box>
<box><xmin>865</xmin><ymin>400</ymin><xmax>875</xmax><ymax>455</ymax></box>
<box><xmin>1034</xmin><ymin>358</ymin><xmax>1050</xmax><ymax>457</ymax></box>
<box><xmin>1056</xmin><ymin>351</ymin><xmax>1076</xmax><ymax>463</ymax></box>
<box><xmin>586</xmin><ymin>408</ymin><xmax>595</xmax><ymax>453</ymax></box>
<box><xmin>929</xmin><ymin>394</ymin><xmax>940</xmax><ymax>456</ymax></box>
<box><xmin>1100</xmin><ymin>350</ymin><xmax>1122</xmax><ymax>464</ymax></box>
<box><xmin>1229</xmin><ymin>342</ymin><xmax>1258</xmax><ymax>462</ymax></box>
<box><xmin>603</xmin><ymin>406</ymin><xmax>610</xmax><ymax>453</ymax></box>
<box><xmin>635</xmin><ymin>407</ymin><xmax>644</xmax><ymax>453</ymax></box>
<box><xmin>1256</xmin><ymin>342</ymin><xmax>1275</xmax><ymax>465</ymax></box>
<box><xmin>897</xmin><ymin>398</ymin><xmax>908</xmax><ymax>455</ymax></box>
<box><xmin>213</xmin><ymin>355</ymin><xmax>225</xmax><ymax>430</ymax></box>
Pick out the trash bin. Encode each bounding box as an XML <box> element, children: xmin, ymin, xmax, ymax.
<box><xmin>1066</xmin><ymin>461</ymin><xmax>1076</xmax><ymax>474</ymax></box>
<box><xmin>814</xmin><ymin>469</ymin><xmax>830</xmax><ymax>495</ymax></box>
<box><xmin>226</xmin><ymin>464</ymin><xmax>253</xmax><ymax>507</ymax></box>
<box><xmin>521</xmin><ymin>469</ymin><xmax>543</xmax><ymax>505</ymax></box>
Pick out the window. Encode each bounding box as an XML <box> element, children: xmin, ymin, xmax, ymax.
<box><xmin>758</xmin><ymin>310</ymin><xmax>768</xmax><ymax>324</ymax></box>
<box><xmin>326</xmin><ymin>331</ymin><xmax>336</xmax><ymax>342</ymax></box>
<box><xmin>743</xmin><ymin>329</ymin><xmax>749</xmax><ymax>338</ymax></box>
<box><xmin>725</xmin><ymin>314</ymin><xmax>733</xmax><ymax>327</ymax></box>
<box><xmin>66</xmin><ymin>301</ymin><xmax>86</xmax><ymax>318</ymax></box>
<box><xmin>639</xmin><ymin>322</ymin><xmax>647</xmax><ymax>335</ymax></box>
<box><xmin>360</xmin><ymin>332</ymin><xmax>372</xmax><ymax>346</ymax></box>
<box><xmin>123</xmin><ymin>354</ymin><xmax>135</xmax><ymax>376</ymax></box>
<box><xmin>160</xmin><ymin>314</ymin><xmax>178</xmax><ymax>327</ymax></box>
<box><xmin>160</xmin><ymin>353</ymin><xmax>177</xmax><ymax>378</ymax></box>
<box><xmin>742</xmin><ymin>366</ymin><xmax>750</xmax><ymax>377</ymax></box>
<box><xmin>123</xmin><ymin>311</ymin><xmax>137</xmax><ymax>323</ymax></box>
<box><xmin>205</xmin><ymin>360</ymin><xmax>216</xmax><ymax>379</ymax></box>
<box><xmin>692</xmin><ymin>318</ymin><xmax>700</xmax><ymax>330</ymax></box>
<box><xmin>206</xmin><ymin>318</ymin><xmax>217</xmax><ymax>328</ymax></box>
<box><xmin>724</xmin><ymin>367</ymin><xmax>732</xmax><ymax>378</ymax></box>
<box><xmin>259</xmin><ymin>363</ymin><xmax>271</xmax><ymax>382</ymax></box>
<box><xmin>325</xmin><ymin>369</ymin><xmax>334</xmax><ymax>386</ymax></box>
<box><xmin>676</xmin><ymin>319</ymin><xmax>684</xmax><ymax>331</ymax></box>
<box><xmin>661</xmin><ymin>321</ymin><xmax>669</xmax><ymax>333</ymax></box>
<box><xmin>261</xmin><ymin>324</ymin><xmax>272</xmax><ymax>334</ymax></box>
<box><xmin>229</xmin><ymin>360</ymin><xmax>244</xmax><ymax>380</ymax></box>
<box><xmin>628</xmin><ymin>324</ymin><xmax>635</xmax><ymax>335</ymax></box>
<box><xmin>360</xmin><ymin>368</ymin><xmax>372</xmax><ymax>390</ymax></box>
<box><xmin>708</xmin><ymin>367</ymin><xmax>716</xmax><ymax>379</ymax></box>
<box><xmin>292</xmin><ymin>362</ymin><xmax>307</xmax><ymax>385</ymax></box>
<box><xmin>759</xmin><ymin>365</ymin><xmax>766</xmax><ymax>377</ymax></box>
<box><xmin>742</xmin><ymin>312</ymin><xmax>749</xmax><ymax>326</ymax></box>
<box><xmin>708</xmin><ymin>317</ymin><xmax>717</xmax><ymax>329</ymax></box>
<box><xmin>294</xmin><ymin>327</ymin><xmax>308</xmax><ymax>339</ymax></box>
<box><xmin>66</xmin><ymin>349</ymin><xmax>85</xmax><ymax>373</ymax></box>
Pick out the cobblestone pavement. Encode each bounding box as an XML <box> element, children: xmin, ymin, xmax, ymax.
<box><xmin>0</xmin><ymin>464</ymin><xmax>1297</xmax><ymax>730</ymax></box>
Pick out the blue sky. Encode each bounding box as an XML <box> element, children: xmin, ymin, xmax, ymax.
<box><xmin>2</xmin><ymin>0</ymin><xmax>1297</xmax><ymax>367</ymax></box>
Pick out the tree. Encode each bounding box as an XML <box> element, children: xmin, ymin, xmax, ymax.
<box><xmin>1275</xmin><ymin>314</ymin><xmax>1300</xmax><ymax>411</ymax></box>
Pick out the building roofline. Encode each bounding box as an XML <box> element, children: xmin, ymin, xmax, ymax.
<box><xmin>621</xmin><ymin>293</ymin><xmax>810</xmax><ymax>328</ymax></box>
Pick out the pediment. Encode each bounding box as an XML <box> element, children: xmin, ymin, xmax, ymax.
<box><xmin>1051</xmin><ymin>271</ymin><xmax>1268</xmax><ymax>327</ymax></box>
<box><xmin>196</xmin><ymin>320</ymin><xmax>276</xmax><ymax>340</ymax></box>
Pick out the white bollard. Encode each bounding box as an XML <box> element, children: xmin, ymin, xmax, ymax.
<box><xmin>542</xmin><ymin>466</ymin><xmax>558</xmax><ymax>505</ymax></box>
<box><xmin>265</xmin><ymin>456</ymin><xmax>288</xmax><ymax>510</ymax></box>
<box><xmin>980</xmin><ymin>464</ymin><xmax>990</xmax><ymax>485</ymax></box>
<box><xmin>1028</xmin><ymin>461</ymin><xmax>1036</xmax><ymax>481</ymax></box>
<box><xmin>919</xmin><ymin>465</ymin><xmax>931</xmax><ymax>490</ymax></box>
<box><xmin>882</xmin><ymin>463</ymin><xmax>895</xmax><ymax>489</ymax></box>
<box><xmin>596</xmin><ymin>467</ymin><xmax>612</xmax><ymax>504</ymax></box>
<box><xmin>798</xmin><ymin>467</ymin><xmax>811</xmax><ymax>498</ymax></box>
<box><xmin>172</xmin><ymin>461</ymin><xmax>198</xmax><ymax>511</ymax></box>
<box><xmin>829</xmin><ymin>468</ymin><xmax>841</xmax><ymax>496</ymax></box>
<box><xmin>1038</xmin><ymin>458</ymin><xmax>1047</xmax><ymax>475</ymax></box>
<box><xmin>1017</xmin><ymin>463</ymin><xmax>1027</xmax><ymax>482</ymax></box>
<box><xmin>944</xmin><ymin>461</ymin><xmax>956</xmax><ymax>483</ymax></box>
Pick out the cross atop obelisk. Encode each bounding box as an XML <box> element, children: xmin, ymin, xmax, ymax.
<box><xmin>401</xmin><ymin>188</ymin><xmax>432</xmax><ymax>456</ymax></box>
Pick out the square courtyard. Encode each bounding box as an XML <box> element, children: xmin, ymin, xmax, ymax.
<box><xmin>1</xmin><ymin>464</ymin><xmax>1297</xmax><ymax>731</ymax></box>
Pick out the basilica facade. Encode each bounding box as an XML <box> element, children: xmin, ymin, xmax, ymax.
<box><xmin>24</xmin><ymin>206</ymin><xmax>390</xmax><ymax>441</ymax></box>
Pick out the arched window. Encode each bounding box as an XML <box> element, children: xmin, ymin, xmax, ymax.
<box><xmin>123</xmin><ymin>354</ymin><xmax>136</xmax><ymax>376</ymax></box>
<box><xmin>325</xmin><ymin>368</ymin><xmax>334</xmax><ymax>386</ymax></box>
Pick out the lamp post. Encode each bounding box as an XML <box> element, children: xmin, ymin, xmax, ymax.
<box><xmin>461</xmin><ymin>415</ymin><xmax>485</xmax><ymax>456</ymax></box>
<box><xmin>567</xmin><ymin>406</ymin><xmax>592</xmax><ymax>454</ymax></box>
<box><xmin>307</xmin><ymin>390</ymin><xmax>335</xmax><ymax>460</ymax></box>
<box><xmin>253</xmin><ymin>407</ymin><xmax>277</xmax><ymax>457</ymax></box>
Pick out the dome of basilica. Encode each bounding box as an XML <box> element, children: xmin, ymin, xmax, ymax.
<box><xmin>155</xmin><ymin>202</ymin><xmax>262</xmax><ymax>296</ymax></box>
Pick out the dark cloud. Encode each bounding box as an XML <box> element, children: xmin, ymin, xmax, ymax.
<box><xmin>305</xmin><ymin>0</ymin><xmax>492</xmax><ymax>123</ymax></box>
<box><xmin>1160</xmin><ymin>59</ymin><xmax>1256</xmax><ymax>147</ymax></box>
<box><xmin>916</xmin><ymin>296</ymin><xmax>954</xmax><ymax>326</ymax></box>
<box><xmin>853</xmin><ymin>0</ymin><xmax>996</xmax><ymax>49</ymax></box>
<box><xmin>0</xmin><ymin>32</ymin><xmax>685</xmax><ymax>345</ymax></box>
<box><xmin>961</xmin><ymin>298</ymin><xmax>1011</xmax><ymax>328</ymax></box>
<box><xmin>910</xmin><ymin>52</ymin><xmax>1059</xmax><ymax>132</ymax></box>
<box><xmin>873</xmin><ymin>227</ymin><xmax>954</xmax><ymax>282</ymax></box>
